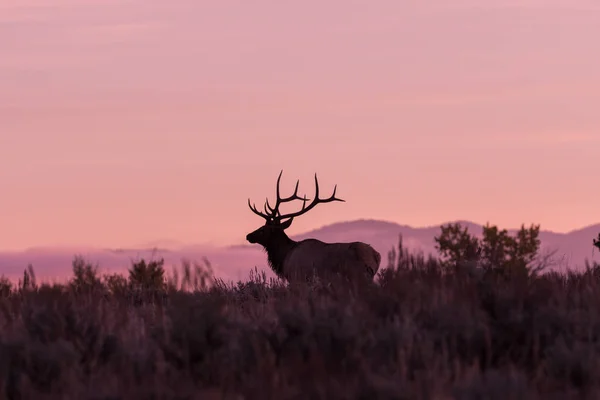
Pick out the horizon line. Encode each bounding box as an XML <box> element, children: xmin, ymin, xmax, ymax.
<box><xmin>2</xmin><ymin>218</ymin><xmax>599</xmax><ymax>253</ymax></box>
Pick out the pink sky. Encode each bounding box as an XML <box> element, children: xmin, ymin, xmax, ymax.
<box><xmin>1</xmin><ymin>0</ymin><xmax>599</xmax><ymax>251</ymax></box>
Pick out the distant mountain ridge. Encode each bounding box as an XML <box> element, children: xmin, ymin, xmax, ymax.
<box><xmin>236</xmin><ymin>219</ymin><xmax>600</xmax><ymax>271</ymax></box>
<box><xmin>1</xmin><ymin>219</ymin><xmax>599</xmax><ymax>283</ymax></box>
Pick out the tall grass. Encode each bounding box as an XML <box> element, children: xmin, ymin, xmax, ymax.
<box><xmin>1</xmin><ymin>240</ymin><xmax>600</xmax><ymax>399</ymax></box>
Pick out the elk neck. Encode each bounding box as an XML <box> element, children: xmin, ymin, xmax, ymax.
<box><xmin>264</xmin><ymin>230</ymin><xmax>297</xmax><ymax>278</ymax></box>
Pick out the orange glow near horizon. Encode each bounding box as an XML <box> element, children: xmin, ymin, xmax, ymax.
<box><xmin>1</xmin><ymin>0</ymin><xmax>599</xmax><ymax>251</ymax></box>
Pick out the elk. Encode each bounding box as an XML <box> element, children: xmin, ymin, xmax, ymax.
<box><xmin>246</xmin><ymin>170</ymin><xmax>381</xmax><ymax>284</ymax></box>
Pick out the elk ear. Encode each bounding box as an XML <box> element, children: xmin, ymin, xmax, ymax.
<box><xmin>280</xmin><ymin>217</ymin><xmax>294</xmax><ymax>230</ymax></box>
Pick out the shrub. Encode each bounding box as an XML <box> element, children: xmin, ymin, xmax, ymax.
<box><xmin>69</xmin><ymin>256</ymin><xmax>104</xmax><ymax>294</ymax></box>
<box><xmin>435</xmin><ymin>222</ymin><xmax>547</xmax><ymax>279</ymax></box>
<box><xmin>0</xmin><ymin>276</ymin><xmax>12</xmax><ymax>298</ymax></box>
<box><xmin>128</xmin><ymin>257</ymin><xmax>166</xmax><ymax>292</ymax></box>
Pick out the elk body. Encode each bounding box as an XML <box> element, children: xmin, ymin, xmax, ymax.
<box><xmin>246</xmin><ymin>171</ymin><xmax>381</xmax><ymax>284</ymax></box>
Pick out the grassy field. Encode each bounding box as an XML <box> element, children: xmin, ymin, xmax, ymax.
<box><xmin>1</xmin><ymin>242</ymin><xmax>600</xmax><ymax>399</ymax></box>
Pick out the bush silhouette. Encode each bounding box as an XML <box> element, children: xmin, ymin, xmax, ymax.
<box><xmin>0</xmin><ymin>276</ymin><xmax>12</xmax><ymax>298</ymax></box>
<box><xmin>69</xmin><ymin>256</ymin><xmax>104</xmax><ymax>294</ymax></box>
<box><xmin>435</xmin><ymin>222</ymin><xmax>544</xmax><ymax>278</ymax></box>
<box><xmin>128</xmin><ymin>257</ymin><xmax>166</xmax><ymax>292</ymax></box>
<box><xmin>103</xmin><ymin>272</ymin><xmax>128</xmax><ymax>296</ymax></box>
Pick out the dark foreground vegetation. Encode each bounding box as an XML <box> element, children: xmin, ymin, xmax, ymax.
<box><xmin>1</xmin><ymin>223</ymin><xmax>600</xmax><ymax>399</ymax></box>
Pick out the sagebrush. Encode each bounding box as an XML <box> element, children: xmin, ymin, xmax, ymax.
<box><xmin>1</xmin><ymin>233</ymin><xmax>600</xmax><ymax>399</ymax></box>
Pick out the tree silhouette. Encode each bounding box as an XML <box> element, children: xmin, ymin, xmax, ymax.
<box><xmin>435</xmin><ymin>222</ymin><xmax>541</xmax><ymax>277</ymax></box>
<box><xmin>434</xmin><ymin>223</ymin><xmax>480</xmax><ymax>270</ymax></box>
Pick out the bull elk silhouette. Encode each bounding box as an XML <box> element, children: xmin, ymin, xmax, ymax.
<box><xmin>246</xmin><ymin>170</ymin><xmax>381</xmax><ymax>284</ymax></box>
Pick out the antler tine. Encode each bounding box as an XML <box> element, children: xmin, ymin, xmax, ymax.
<box><xmin>248</xmin><ymin>198</ymin><xmax>270</xmax><ymax>220</ymax></box>
<box><xmin>275</xmin><ymin>170</ymin><xmax>284</xmax><ymax>205</ymax></box>
<box><xmin>275</xmin><ymin>173</ymin><xmax>345</xmax><ymax>222</ymax></box>
<box><xmin>300</xmin><ymin>194</ymin><xmax>309</xmax><ymax>211</ymax></box>
<box><xmin>266</xmin><ymin>170</ymin><xmax>309</xmax><ymax>217</ymax></box>
<box><xmin>313</xmin><ymin>173</ymin><xmax>345</xmax><ymax>203</ymax></box>
<box><xmin>330</xmin><ymin>184</ymin><xmax>343</xmax><ymax>201</ymax></box>
<box><xmin>248</xmin><ymin>170</ymin><xmax>289</xmax><ymax>221</ymax></box>
<box><xmin>265</xmin><ymin>198</ymin><xmax>275</xmax><ymax>213</ymax></box>
<box><xmin>279</xmin><ymin>179</ymin><xmax>305</xmax><ymax>202</ymax></box>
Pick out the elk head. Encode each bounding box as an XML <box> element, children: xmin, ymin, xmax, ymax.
<box><xmin>246</xmin><ymin>170</ymin><xmax>344</xmax><ymax>248</ymax></box>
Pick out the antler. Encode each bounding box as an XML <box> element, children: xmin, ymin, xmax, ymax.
<box><xmin>247</xmin><ymin>170</ymin><xmax>344</xmax><ymax>223</ymax></box>
<box><xmin>265</xmin><ymin>170</ymin><xmax>309</xmax><ymax>217</ymax></box>
<box><xmin>275</xmin><ymin>173</ymin><xmax>345</xmax><ymax>223</ymax></box>
<box><xmin>247</xmin><ymin>170</ymin><xmax>311</xmax><ymax>221</ymax></box>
